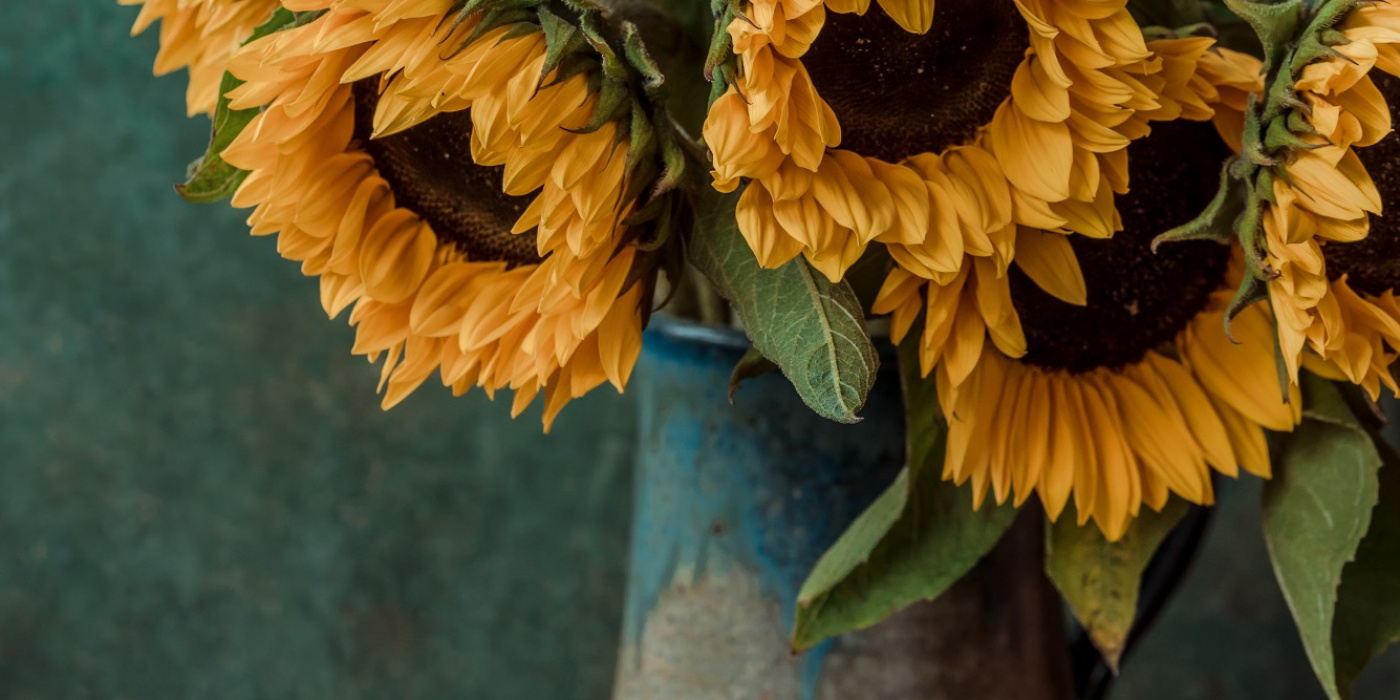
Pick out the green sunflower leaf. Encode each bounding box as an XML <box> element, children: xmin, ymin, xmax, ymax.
<box><xmin>1264</xmin><ymin>374</ymin><xmax>1384</xmax><ymax>700</ymax></box>
<box><xmin>1045</xmin><ymin>498</ymin><xmax>1190</xmax><ymax>672</ymax></box>
<box><xmin>177</xmin><ymin>9</ymin><xmax>318</xmax><ymax>204</ymax></box>
<box><xmin>790</xmin><ymin>336</ymin><xmax>1016</xmax><ymax>651</ymax></box>
<box><xmin>687</xmin><ymin>187</ymin><xmax>879</xmax><ymax>424</ymax></box>
<box><xmin>727</xmin><ymin>347</ymin><xmax>778</xmax><ymax>403</ymax></box>
<box><xmin>1333</xmin><ymin>431</ymin><xmax>1400</xmax><ymax>698</ymax></box>
<box><xmin>175</xmin><ymin>71</ymin><xmax>255</xmax><ymax>204</ymax></box>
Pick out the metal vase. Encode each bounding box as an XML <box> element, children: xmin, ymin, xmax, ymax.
<box><xmin>613</xmin><ymin>316</ymin><xmax>1072</xmax><ymax>700</ymax></box>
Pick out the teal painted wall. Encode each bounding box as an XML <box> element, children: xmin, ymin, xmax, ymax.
<box><xmin>1</xmin><ymin>3</ymin><xmax>634</xmax><ymax>699</ymax></box>
<box><xmin>2</xmin><ymin>2</ymin><xmax>1397</xmax><ymax>699</ymax></box>
<box><xmin>1114</xmin><ymin>478</ymin><xmax>1400</xmax><ymax>700</ymax></box>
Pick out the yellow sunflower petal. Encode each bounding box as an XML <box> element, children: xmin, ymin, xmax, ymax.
<box><xmin>1012</xmin><ymin>228</ymin><xmax>1087</xmax><ymax>305</ymax></box>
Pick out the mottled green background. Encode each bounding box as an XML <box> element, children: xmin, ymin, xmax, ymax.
<box><xmin>0</xmin><ymin>2</ymin><xmax>1395</xmax><ymax>699</ymax></box>
<box><xmin>0</xmin><ymin>4</ymin><xmax>634</xmax><ymax>699</ymax></box>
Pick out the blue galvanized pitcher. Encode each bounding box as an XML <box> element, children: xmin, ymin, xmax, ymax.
<box><xmin>613</xmin><ymin>316</ymin><xmax>1070</xmax><ymax>700</ymax></box>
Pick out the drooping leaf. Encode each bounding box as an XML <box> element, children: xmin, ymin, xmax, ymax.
<box><xmin>1264</xmin><ymin>375</ymin><xmax>1383</xmax><ymax>700</ymax></box>
<box><xmin>1046</xmin><ymin>499</ymin><xmax>1190</xmax><ymax>671</ymax></box>
<box><xmin>688</xmin><ymin>188</ymin><xmax>879</xmax><ymax>423</ymax></box>
<box><xmin>727</xmin><ymin>347</ymin><xmax>778</xmax><ymax>403</ymax></box>
<box><xmin>791</xmin><ymin>335</ymin><xmax>1016</xmax><ymax>651</ymax></box>
<box><xmin>796</xmin><ymin>469</ymin><xmax>912</xmax><ymax>607</ymax></box>
<box><xmin>1333</xmin><ymin>433</ymin><xmax>1400</xmax><ymax>698</ymax></box>
<box><xmin>177</xmin><ymin>9</ymin><xmax>318</xmax><ymax>203</ymax></box>
<box><xmin>796</xmin><ymin>335</ymin><xmax>944</xmax><ymax>600</ymax></box>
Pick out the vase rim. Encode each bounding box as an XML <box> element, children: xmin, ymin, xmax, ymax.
<box><xmin>646</xmin><ymin>313</ymin><xmax>752</xmax><ymax>351</ymax></box>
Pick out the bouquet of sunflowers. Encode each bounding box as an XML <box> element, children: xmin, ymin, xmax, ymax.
<box><xmin>122</xmin><ymin>0</ymin><xmax>1400</xmax><ymax>696</ymax></box>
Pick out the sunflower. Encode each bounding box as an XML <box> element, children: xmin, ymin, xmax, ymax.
<box><xmin>1243</xmin><ymin>0</ymin><xmax>1400</xmax><ymax>400</ymax></box>
<box><xmin>120</xmin><ymin>0</ymin><xmax>283</xmax><ymax>116</ymax></box>
<box><xmin>875</xmin><ymin>44</ymin><xmax>1292</xmax><ymax>540</ymax></box>
<box><xmin>216</xmin><ymin>0</ymin><xmax>674</xmax><ymax>428</ymax></box>
<box><xmin>702</xmin><ymin>0</ymin><xmax>1179</xmax><ymax>283</ymax></box>
<box><xmin>877</xmin><ymin>40</ymin><xmax>1261</xmax><ymax>389</ymax></box>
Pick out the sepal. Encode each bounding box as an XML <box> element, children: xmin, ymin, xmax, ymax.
<box><xmin>704</xmin><ymin>0</ymin><xmax>743</xmax><ymax>102</ymax></box>
<box><xmin>1153</xmin><ymin>161</ymin><xmax>1246</xmax><ymax>250</ymax></box>
<box><xmin>1223</xmin><ymin>0</ymin><xmax>1303</xmax><ymax>72</ymax></box>
<box><xmin>177</xmin><ymin>9</ymin><xmax>322</xmax><ymax>203</ymax></box>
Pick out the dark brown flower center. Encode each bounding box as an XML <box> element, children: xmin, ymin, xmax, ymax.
<box><xmin>803</xmin><ymin>0</ymin><xmax>1028</xmax><ymax>163</ymax></box>
<box><xmin>1010</xmin><ymin>119</ymin><xmax>1234</xmax><ymax>374</ymax></box>
<box><xmin>352</xmin><ymin>81</ymin><xmax>540</xmax><ymax>267</ymax></box>
<box><xmin>1323</xmin><ymin>70</ymin><xmax>1400</xmax><ymax>296</ymax></box>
